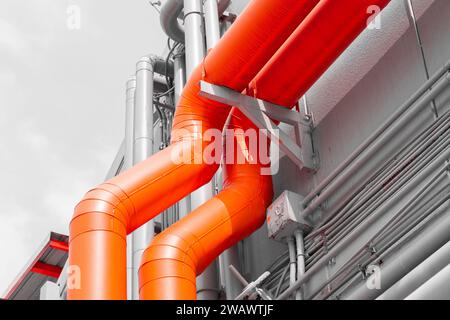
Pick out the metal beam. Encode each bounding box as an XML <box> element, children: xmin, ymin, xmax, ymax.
<box><xmin>199</xmin><ymin>81</ymin><xmax>316</xmax><ymax>170</ymax></box>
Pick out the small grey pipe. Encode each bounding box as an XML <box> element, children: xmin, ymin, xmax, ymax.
<box><xmin>377</xmin><ymin>240</ymin><xmax>450</xmax><ymax>300</ymax></box>
<box><xmin>278</xmin><ymin>148</ymin><xmax>450</xmax><ymax>300</ymax></box>
<box><xmin>287</xmin><ymin>237</ymin><xmax>297</xmax><ymax>300</ymax></box>
<box><xmin>302</xmin><ymin>60</ymin><xmax>450</xmax><ymax>208</ymax></box>
<box><xmin>294</xmin><ymin>230</ymin><xmax>305</xmax><ymax>300</ymax></box>
<box><xmin>301</xmin><ymin>71</ymin><xmax>450</xmax><ymax>221</ymax></box>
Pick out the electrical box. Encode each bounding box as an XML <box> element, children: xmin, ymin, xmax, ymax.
<box><xmin>266</xmin><ymin>190</ymin><xmax>311</xmax><ymax>241</ymax></box>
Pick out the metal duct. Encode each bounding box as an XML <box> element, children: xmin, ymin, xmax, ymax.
<box><xmin>68</xmin><ymin>0</ymin><xmax>317</xmax><ymax>299</ymax></box>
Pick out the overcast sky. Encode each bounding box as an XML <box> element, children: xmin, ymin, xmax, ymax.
<box><xmin>0</xmin><ymin>0</ymin><xmax>166</xmax><ymax>294</ymax></box>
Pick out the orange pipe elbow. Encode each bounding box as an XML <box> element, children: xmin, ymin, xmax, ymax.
<box><xmin>139</xmin><ymin>110</ymin><xmax>273</xmax><ymax>299</ymax></box>
<box><xmin>139</xmin><ymin>0</ymin><xmax>391</xmax><ymax>300</ymax></box>
<box><xmin>68</xmin><ymin>0</ymin><xmax>320</xmax><ymax>300</ymax></box>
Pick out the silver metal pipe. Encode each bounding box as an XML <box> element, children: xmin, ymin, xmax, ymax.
<box><xmin>221</xmin><ymin>248</ymin><xmax>244</xmax><ymax>299</ymax></box>
<box><xmin>160</xmin><ymin>0</ymin><xmax>185</xmax><ymax>44</ymax></box>
<box><xmin>405</xmin><ymin>265</ymin><xmax>450</xmax><ymax>300</ymax></box>
<box><xmin>173</xmin><ymin>49</ymin><xmax>186</xmax><ymax>106</ymax></box>
<box><xmin>183</xmin><ymin>0</ymin><xmax>206</xmax><ymax>75</ymax></box>
<box><xmin>125</xmin><ymin>76</ymin><xmax>136</xmax><ymax>301</ymax></box>
<box><xmin>131</xmin><ymin>56</ymin><xmax>156</xmax><ymax>300</ymax></box>
<box><xmin>160</xmin><ymin>0</ymin><xmax>230</xmax><ymax>44</ymax></box>
<box><xmin>125</xmin><ymin>76</ymin><xmax>136</xmax><ymax>169</ymax></box>
<box><xmin>377</xmin><ymin>240</ymin><xmax>450</xmax><ymax>300</ymax></box>
<box><xmin>173</xmin><ymin>48</ymin><xmax>191</xmax><ymax>219</ymax></box>
<box><xmin>204</xmin><ymin>0</ymin><xmax>221</xmax><ymax>50</ymax></box>
<box><xmin>183</xmin><ymin>0</ymin><xmax>219</xmax><ymax>299</ymax></box>
<box><xmin>301</xmin><ymin>65</ymin><xmax>450</xmax><ymax>216</ymax></box>
<box><xmin>294</xmin><ymin>230</ymin><xmax>305</xmax><ymax>300</ymax></box>
<box><xmin>277</xmin><ymin>147</ymin><xmax>450</xmax><ymax>300</ymax></box>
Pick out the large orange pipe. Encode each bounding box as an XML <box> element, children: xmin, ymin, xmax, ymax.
<box><xmin>68</xmin><ymin>0</ymin><xmax>320</xmax><ymax>300</ymax></box>
<box><xmin>139</xmin><ymin>0</ymin><xmax>391</xmax><ymax>300</ymax></box>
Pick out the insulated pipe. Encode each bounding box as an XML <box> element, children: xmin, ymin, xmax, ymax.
<box><xmin>404</xmin><ymin>265</ymin><xmax>450</xmax><ymax>300</ymax></box>
<box><xmin>139</xmin><ymin>108</ymin><xmax>274</xmax><ymax>299</ymax></box>
<box><xmin>376</xmin><ymin>240</ymin><xmax>450</xmax><ymax>300</ymax></box>
<box><xmin>69</xmin><ymin>0</ymin><xmax>319</xmax><ymax>300</ymax></box>
<box><xmin>251</xmin><ymin>0</ymin><xmax>391</xmax><ymax>106</ymax></box>
<box><xmin>140</xmin><ymin>0</ymin><xmax>390</xmax><ymax>300</ymax></box>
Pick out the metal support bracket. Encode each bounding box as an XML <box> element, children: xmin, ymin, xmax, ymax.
<box><xmin>199</xmin><ymin>81</ymin><xmax>318</xmax><ymax>171</ymax></box>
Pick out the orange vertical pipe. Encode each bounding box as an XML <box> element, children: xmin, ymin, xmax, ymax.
<box><xmin>68</xmin><ymin>0</ymin><xmax>320</xmax><ymax>300</ymax></box>
<box><xmin>139</xmin><ymin>0</ymin><xmax>391</xmax><ymax>300</ymax></box>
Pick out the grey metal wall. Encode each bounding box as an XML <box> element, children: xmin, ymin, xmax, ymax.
<box><xmin>238</xmin><ymin>0</ymin><xmax>450</xmax><ymax>296</ymax></box>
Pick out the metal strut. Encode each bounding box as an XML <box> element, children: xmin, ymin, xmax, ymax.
<box><xmin>199</xmin><ymin>81</ymin><xmax>318</xmax><ymax>171</ymax></box>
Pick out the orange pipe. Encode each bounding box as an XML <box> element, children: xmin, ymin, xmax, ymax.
<box><xmin>68</xmin><ymin>0</ymin><xmax>320</xmax><ymax>300</ymax></box>
<box><xmin>139</xmin><ymin>0</ymin><xmax>390</xmax><ymax>300</ymax></box>
<box><xmin>252</xmin><ymin>0</ymin><xmax>391</xmax><ymax>106</ymax></box>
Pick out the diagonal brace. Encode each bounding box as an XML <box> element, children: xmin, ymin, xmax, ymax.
<box><xmin>199</xmin><ymin>81</ymin><xmax>317</xmax><ymax>171</ymax></box>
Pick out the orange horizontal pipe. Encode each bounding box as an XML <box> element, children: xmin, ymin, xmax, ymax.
<box><xmin>68</xmin><ymin>0</ymin><xmax>320</xmax><ymax>300</ymax></box>
<box><xmin>252</xmin><ymin>0</ymin><xmax>391</xmax><ymax>107</ymax></box>
<box><xmin>139</xmin><ymin>0</ymin><xmax>391</xmax><ymax>300</ymax></box>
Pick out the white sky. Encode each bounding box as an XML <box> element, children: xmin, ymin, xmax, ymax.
<box><xmin>0</xmin><ymin>0</ymin><xmax>165</xmax><ymax>294</ymax></box>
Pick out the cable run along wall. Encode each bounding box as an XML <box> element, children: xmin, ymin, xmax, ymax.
<box><xmin>68</xmin><ymin>0</ymin><xmax>321</xmax><ymax>299</ymax></box>
<box><xmin>139</xmin><ymin>0</ymin><xmax>390</xmax><ymax>300</ymax></box>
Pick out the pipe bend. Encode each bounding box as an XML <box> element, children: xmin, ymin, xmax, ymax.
<box><xmin>160</xmin><ymin>0</ymin><xmax>185</xmax><ymax>44</ymax></box>
<box><xmin>138</xmin><ymin>54</ymin><xmax>174</xmax><ymax>79</ymax></box>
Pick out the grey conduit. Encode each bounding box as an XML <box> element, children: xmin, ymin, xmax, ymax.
<box><xmin>300</xmin><ymin>62</ymin><xmax>450</xmax><ymax>220</ymax></box>
<box><xmin>277</xmin><ymin>147</ymin><xmax>450</xmax><ymax>300</ymax></box>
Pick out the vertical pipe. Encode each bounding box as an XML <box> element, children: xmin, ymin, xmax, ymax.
<box><xmin>125</xmin><ymin>76</ymin><xmax>136</xmax><ymax>300</ymax></box>
<box><xmin>173</xmin><ymin>48</ymin><xmax>191</xmax><ymax>219</ymax></box>
<box><xmin>183</xmin><ymin>0</ymin><xmax>206</xmax><ymax>75</ymax></box>
<box><xmin>131</xmin><ymin>57</ymin><xmax>156</xmax><ymax>300</ymax></box>
<box><xmin>204</xmin><ymin>0</ymin><xmax>221</xmax><ymax>50</ymax></box>
<box><xmin>294</xmin><ymin>230</ymin><xmax>305</xmax><ymax>300</ymax></box>
<box><xmin>184</xmin><ymin>0</ymin><xmax>219</xmax><ymax>300</ymax></box>
<box><xmin>287</xmin><ymin>237</ymin><xmax>297</xmax><ymax>300</ymax></box>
